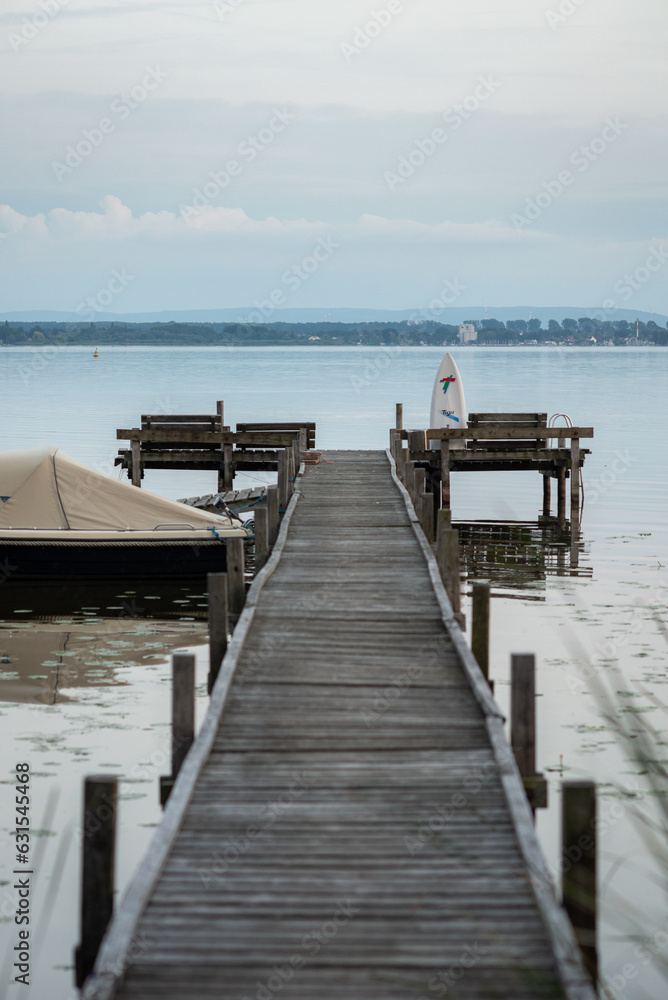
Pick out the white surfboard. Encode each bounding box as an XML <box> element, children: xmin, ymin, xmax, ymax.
<box><xmin>429</xmin><ymin>352</ymin><xmax>467</xmax><ymax>449</ymax></box>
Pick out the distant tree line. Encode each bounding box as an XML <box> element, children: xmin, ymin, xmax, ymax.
<box><xmin>1</xmin><ymin>316</ymin><xmax>666</xmax><ymax>347</ymax></box>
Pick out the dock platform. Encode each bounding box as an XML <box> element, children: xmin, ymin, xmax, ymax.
<box><xmin>84</xmin><ymin>451</ymin><xmax>594</xmax><ymax>1000</ymax></box>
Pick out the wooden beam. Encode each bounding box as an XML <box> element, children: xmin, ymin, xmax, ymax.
<box><xmin>226</xmin><ymin>537</ymin><xmax>246</xmax><ymax>621</ymax></box>
<box><xmin>570</xmin><ymin>436</ymin><xmax>580</xmax><ymax>521</ymax></box>
<box><xmin>254</xmin><ymin>506</ymin><xmax>269</xmax><ymax>573</ymax></box>
<box><xmin>117</xmin><ymin>428</ymin><xmax>301</xmax><ymax>447</ymax></box>
<box><xmin>511</xmin><ymin>653</ymin><xmax>536</xmax><ymax>778</ymax></box>
<box><xmin>401</xmin><ymin>426</ymin><xmax>594</xmax><ymax>440</ymax></box>
<box><xmin>471</xmin><ymin>582</ymin><xmax>490</xmax><ymax>683</ymax></box>
<box><xmin>130</xmin><ymin>438</ymin><xmax>141</xmax><ymax>488</ymax></box>
<box><xmin>266</xmin><ymin>485</ymin><xmax>279</xmax><ymax>546</ymax></box>
<box><xmin>440</xmin><ymin>439</ymin><xmax>451</xmax><ymax>511</ymax></box>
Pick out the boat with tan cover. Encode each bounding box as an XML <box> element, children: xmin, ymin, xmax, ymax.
<box><xmin>0</xmin><ymin>447</ymin><xmax>248</xmax><ymax>580</ymax></box>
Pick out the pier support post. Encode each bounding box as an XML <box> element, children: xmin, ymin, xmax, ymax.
<box><xmin>395</xmin><ymin>403</ymin><xmax>403</xmax><ymax>430</ymax></box>
<box><xmin>570</xmin><ymin>435</ymin><xmax>580</xmax><ymax>525</ymax></box>
<box><xmin>557</xmin><ymin>469</ymin><xmax>566</xmax><ymax>526</ymax></box>
<box><xmin>510</xmin><ymin>653</ymin><xmax>547</xmax><ymax>812</ymax></box>
<box><xmin>267</xmin><ymin>485</ymin><xmax>279</xmax><ymax>545</ymax></box>
<box><xmin>440</xmin><ymin>439</ymin><xmax>451</xmax><ymax>512</ymax></box>
<box><xmin>254</xmin><ymin>505</ymin><xmax>269</xmax><ymax>573</ymax></box>
<box><xmin>75</xmin><ymin>776</ymin><xmax>117</xmax><ymax>988</ymax></box>
<box><xmin>404</xmin><ymin>461</ymin><xmax>416</xmax><ymax>501</ymax></box>
<box><xmin>131</xmin><ymin>437</ymin><xmax>142</xmax><ymax>488</ymax></box>
<box><xmin>414</xmin><ymin>467</ymin><xmax>426</xmax><ymax>508</ymax></box>
<box><xmin>207</xmin><ymin>572</ymin><xmax>229</xmax><ymax>693</ymax></box>
<box><xmin>287</xmin><ymin>448</ymin><xmax>296</xmax><ymax>497</ymax></box>
<box><xmin>227</xmin><ymin>537</ymin><xmax>246</xmax><ymax>622</ymax></box>
<box><xmin>278</xmin><ymin>450</ymin><xmax>289</xmax><ymax>511</ymax></box>
<box><xmin>542</xmin><ymin>475</ymin><xmax>551</xmax><ymax>518</ymax></box>
<box><xmin>223</xmin><ymin>443</ymin><xmax>234</xmax><ymax>492</ymax></box>
<box><xmin>438</xmin><ymin>525</ymin><xmax>461</xmax><ymax>618</ymax></box>
<box><xmin>407</xmin><ymin>429</ymin><xmax>427</xmax><ymax>458</ymax></box>
<box><xmin>419</xmin><ymin>492</ymin><xmax>434</xmax><ymax>542</ymax></box>
<box><xmin>160</xmin><ymin>653</ymin><xmax>196</xmax><ymax>805</ymax></box>
<box><xmin>216</xmin><ymin>400</ymin><xmax>224</xmax><ymax>428</ymax></box>
<box><xmin>562</xmin><ymin>780</ymin><xmax>598</xmax><ymax>985</ymax></box>
<box><xmin>471</xmin><ymin>582</ymin><xmax>490</xmax><ymax>684</ymax></box>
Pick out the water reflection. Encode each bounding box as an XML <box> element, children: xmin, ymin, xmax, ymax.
<box><xmin>457</xmin><ymin>519</ymin><xmax>591</xmax><ymax>600</ymax></box>
<box><xmin>0</xmin><ymin>578</ymin><xmax>209</xmax><ymax>704</ymax></box>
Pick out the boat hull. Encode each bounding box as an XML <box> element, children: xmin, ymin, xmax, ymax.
<box><xmin>0</xmin><ymin>538</ymin><xmax>228</xmax><ymax>582</ymax></box>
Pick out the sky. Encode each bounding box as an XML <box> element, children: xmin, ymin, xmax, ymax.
<box><xmin>0</xmin><ymin>0</ymin><xmax>667</xmax><ymax>318</ymax></box>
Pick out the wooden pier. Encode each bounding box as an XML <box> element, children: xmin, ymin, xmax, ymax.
<box><xmin>83</xmin><ymin>450</ymin><xmax>594</xmax><ymax>1000</ymax></box>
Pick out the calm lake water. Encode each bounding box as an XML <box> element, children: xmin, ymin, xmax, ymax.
<box><xmin>1</xmin><ymin>345</ymin><xmax>667</xmax><ymax>999</ymax></box>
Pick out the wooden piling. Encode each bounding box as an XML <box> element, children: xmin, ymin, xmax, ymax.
<box><xmin>407</xmin><ymin>429</ymin><xmax>427</xmax><ymax>455</ymax></box>
<box><xmin>254</xmin><ymin>505</ymin><xmax>269</xmax><ymax>573</ymax></box>
<box><xmin>161</xmin><ymin>653</ymin><xmax>196</xmax><ymax>805</ymax></box>
<box><xmin>75</xmin><ymin>776</ymin><xmax>117</xmax><ymax>988</ymax></box>
<box><xmin>395</xmin><ymin>403</ymin><xmax>403</xmax><ymax>430</ymax></box>
<box><xmin>267</xmin><ymin>485</ymin><xmax>279</xmax><ymax>545</ymax></box>
<box><xmin>207</xmin><ymin>572</ymin><xmax>229</xmax><ymax>693</ymax></box>
<box><xmin>223</xmin><ymin>442</ymin><xmax>234</xmax><ymax>491</ymax></box>
<box><xmin>216</xmin><ymin>400</ymin><xmax>224</xmax><ymax>428</ymax></box>
<box><xmin>471</xmin><ymin>582</ymin><xmax>490</xmax><ymax>683</ymax></box>
<box><xmin>414</xmin><ymin>467</ymin><xmax>426</xmax><ymax>507</ymax></box>
<box><xmin>511</xmin><ymin>653</ymin><xmax>536</xmax><ymax>778</ymax></box>
<box><xmin>287</xmin><ymin>447</ymin><xmax>296</xmax><ymax>497</ymax></box>
<box><xmin>562</xmin><ymin>780</ymin><xmax>598</xmax><ymax>985</ymax></box>
<box><xmin>542</xmin><ymin>475</ymin><xmax>551</xmax><ymax>517</ymax></box>
<box><xmin>131</xmin><ymin>437</ymin><xmax>142</xmax><ymax>488</ymax></box>
<box><xmin>438</xmin><ymin>525</ymin><xmax>461</xmax><ymax>616</ymax></box>
<box><xmin>557</xmin><ymin>469</ymin><xmax>567</xmax><ymax>525</ymax></box>
<box><xmin>440</xmin><ymin>439</ymin><xmax>451</xmax><ymax>511</ymax></box>
<box><xmin>404</xmin><ymin>460</ymin><xmax>416</xmax><ymax>500</ymax></box>
<box><xmin>278</xmin><ymin>450</ymin><xmax>289</xmax><ymax>510</ymax></box>
<box><xmin>511</xmin><ymin>653</ymin><xmax>548</xmax><ymax>811</ymax></box>
<box><xmin>226</xmin><ymin>537</ymin><xmax>246</xmax><ymax>620</ymax></box>
<box><xmin>570</xmin><ymin>435</ymin><xmax>580</xmax><ymax>522</ymax></box>
<box><xmin>419</xmin><ymin>492</ymin><xmax>434</xmax><ymax>543</ymax></box>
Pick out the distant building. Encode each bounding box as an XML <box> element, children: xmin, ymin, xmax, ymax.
<box><xmin>458</xmin><ymin>323</ymin><xmax>477</xmax><ymax>344</ymax></box>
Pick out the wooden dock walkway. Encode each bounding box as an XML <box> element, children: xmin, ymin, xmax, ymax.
<box><xmin>84</xmin><ymin>451</ymin><xmax>594</xmax><ymax>1000</ymax></box>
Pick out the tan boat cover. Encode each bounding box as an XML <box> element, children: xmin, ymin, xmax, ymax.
<box><xmin>0</xmin><ymin>447</ymin><xmax>246</xmax><ymax>533</ymax></box>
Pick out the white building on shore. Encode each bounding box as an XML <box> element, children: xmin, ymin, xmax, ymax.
<box><xmin>458</xmin><ymin>322</ymin><xmax>477</xmax><ymax>344</ymax></box>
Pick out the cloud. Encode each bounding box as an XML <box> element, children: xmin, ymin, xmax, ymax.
<box><xmin>0</xmin><ymin>195</ymin><xmax>539</xmax><ymax>245</ymax></box>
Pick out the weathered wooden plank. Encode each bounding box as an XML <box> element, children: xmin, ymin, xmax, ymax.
<box><xmin>401</xmin><ymin>426</ymin><xmax>593</xmax><ymax>440</ymax></box>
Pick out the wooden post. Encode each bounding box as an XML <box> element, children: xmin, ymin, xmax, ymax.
<box><xmin>471</xmin><ymin>582</ymin><xmax>490</xmax><ymax>683</ymax></box>
<box><xmin>227</xmin><ymin>537</ymin><xmax>246</xmax><ymax>621</ymax></box>
<box><xmin>404</xmin><ymin>461</ymin><xmax>415</xmax><ymax>500</ymax></box>
<box><xmin>407</xmin><ymin>429</ymin><xmax>427</xmax><ymax>456</ymax></box>
<box><xmin>511</xmin><ymin>653</ymin><xmax>536</xmax><ymax>778</ymax></box>
<box><xmin>557</xmin><ymin>469</ymin><xmax>567</xmax><ymax>526</ymax></box>
<box><xmin>562</xmin><ymin>780</ymin><xmax>598</xmax><ymax>985</ymax></box>
<box><xmin>298</xmin><ymin>426</ymin><xmax>308</xmax><ymax>460</ymax></box>
<box><xmin>75</xmin><ymin>776</ymin><xmax>117</xmax><ymax>988</ymax></box>
<box><xmin>216</xmin><ymin>402</ymin><xmax>226</xmax><ymax>492</ymax></box>
<box><xmin>131</xmin><ymin>436</ymin><xmax>142</xmax><ymax>488</ymax></box>
<box><xmin>438</xmin><ymin>525</ymin><xmax>461</xmax><ymax>616</ymax></box>
<box><xmin>419</xmin><ymin>492</ymin><xmax>434</xmax><ymax>542</ymax></box>
<box><xmin>395</xmin><ymin>403</ymin><xmax>403</xmax><ymax>430</ymax></box>
<box><xmin>160</xmin><ymin>653</ymin><xmax>196</xmax><ymax>805</ymax></box>
<box><xmin>570</xmin><ymin>435</ymin><xmax>580</xmax><ymax>523</ymax></box>
<box><xmin>254</xmin><ymin>505</ymin><xmax>269</xmax><ymax>573</ymax></box>
<box><xmin>278</xmin><ymin>450</ymin><xmax>289</xmax><ymax>510</ymax></box>
<box><xmin>440</xmin><ymin>438</ymin><xmax>451</xmax><ymax>511</ymax></box>
<box><xmin>222</xmin><ymin>442</ymin><xmax>234</xmax><ymax>491</ymax></box>
<box><xmin>287</xmin><ymin>447</ymin><xmax>296</xmax><ymax>497</ymax></box>
<box><xmin>207</xmin><ymin>572</ymin><xmax>229</xmax><ymax>693</ymax></box>
<box><xmin>511</xmin><ymin>653</ymin><xmax>548</xmax><ymax>811</ymax></box>
<box><xmin>542</xmin><ymin>475</ymin><xmax>551</xmax><ymax>517</ymax></box>
<box><xmin>267</xmin><ymin>485</ymin><xmax>279</xmax><ymax>545</ymax></box>
<box><xmin>414</xmin><ymin>467</ymin><xmax>426</xmax><ymax>507</ymax></box>
<box><xmin>171</xmin><ymin>653</ymin><xmax>195</xmax><ymax>777</ymax></box>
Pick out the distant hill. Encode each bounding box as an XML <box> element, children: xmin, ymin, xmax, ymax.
<box><xmin>2</xmin><ymin>306</ymin><xmax>666</xmax><ymax>325</ymax></box>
